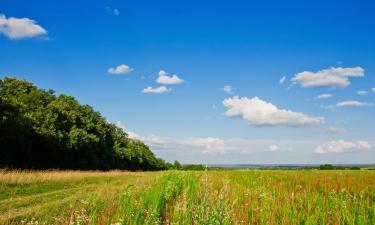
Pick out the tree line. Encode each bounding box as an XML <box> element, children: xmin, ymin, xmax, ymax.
<box><xmin>0</xmin><ymin>77</ymin><xmax>174</xmax><ymax>170</ymax></box>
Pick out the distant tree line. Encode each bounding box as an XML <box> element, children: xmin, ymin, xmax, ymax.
<box><xmin>0</xmin><ymin>77</ymin><xmax>172</xmax><ymax>170</ymax></box>
<box><xmin>319</xmin><ymin>164</ymin><xmax>360</xmax><ymax>170</ymax></box>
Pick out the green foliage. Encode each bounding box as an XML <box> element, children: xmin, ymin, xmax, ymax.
<box><xmin>182</xmin><ymin>164</ymin><xmax>206</xmax><ymax>170</ymax></box>
<box><xmin>319</xmin><ymin>164</ymin><xmax>361</xmax><ymax>170</ymax></box>
<box><xmin>319</xmin><ymin>164</ymin><xmax>336</xmax><ymax>170</ymax></box>
<box><xmin>0</xmin><ymin>77</ymin><xmax>167</xmax><ymax>170</ymax></box>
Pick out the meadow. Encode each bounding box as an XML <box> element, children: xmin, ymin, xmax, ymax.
<box><xmin>0</xmin><ymin>170</ymin><xmax>374</xmax><ymax>225</ymax></box>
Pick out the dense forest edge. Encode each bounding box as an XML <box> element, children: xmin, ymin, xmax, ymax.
<box><xmin>0</xmin><ymin>77</ymin><xmax>180</xmax><ymax>170</ymax></box>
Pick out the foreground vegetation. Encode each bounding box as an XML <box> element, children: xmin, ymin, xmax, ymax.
<box><xmin>0</xmin><ymin>77</ymin><xmax>168</xmax><ymax>170</ymax></box>
<box><xmin>0</xmin><ymin>170</ymin><xmax>374</xmax><ymax>225</ymax></box>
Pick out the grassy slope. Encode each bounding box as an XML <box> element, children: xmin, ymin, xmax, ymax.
<box><xmin>0</xmin><ymin>170</ymin><xmax>374</xmax><ymax>225</ymax></box>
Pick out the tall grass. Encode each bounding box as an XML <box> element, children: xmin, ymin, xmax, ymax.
<box><xmin>0</xmin><ymin>170</ymin><xmax>374</xmax><ymax>224</ymax></box>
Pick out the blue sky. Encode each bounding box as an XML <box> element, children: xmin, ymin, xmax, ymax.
<box><xmin>1</xmin><ymin>0</ymin><xmax>375</xmax><ymax>164</ymax></box>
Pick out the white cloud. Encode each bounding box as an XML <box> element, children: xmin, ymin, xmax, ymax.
<box><xmin>0</xmin><ymin>14</ymin><xmax>47</xmax><ymax>39</ymax></box>
<box><xmin>292</xmin><ymin>67</ymin><xmax>364</xmax><ymax>88</ymax></box>
<box><xmin>108</xmin><ymin>64</ymin><xmax>134</xmax><ymax>74</ymax></box>
<box><xmin>372</xmin><ymin>88</ymin><xmax>375</xmax><ymax>93</ymax></box>
<box><xmin>279</xmin><ymin>76</ymin><xmax>286</xmax><ymax>84</ymax></box>
<box><xmin>156</xmin><ymin>70</ymin><xmax>184</xmax><ymax>85</ymax></box>
<box><xmin>222</xmin><ymin>96</ymin><xmax>324</xmax><ymax>126</ymax></box>
<box><xmin>142</xmin><ymin>86</ymin><xmax>170</xmax><ymax>94</ymax></box>
<box><xmin>316</xmin><ymin>93</ymin><xmax>332</xmax><ymax>100</ymax></box>
<box><xmin>357</xmin><ymin>90</ymin><xmax>369</xmax><ymax>96</ymax></box>
<box><xmin>265</xmin><ymin>144</ymin><xmax>279</xmax><ymax>152</ymax></box>
<box><xmin>327</xmin><ymin>127</ymin><xmax>345</xmax><ymax>134</ymax></box>
<box><xmin>130</xmin><ymin>132</ymin><xmax>285</xmax><ymax>155</ymax></box>
<box><xmin>190</xmin><ymin>137</ymin><xmax>226</xmax><ymax>154</ymax></box>
<box><xmin>336</xmin><ymin>101</ymin><xmax>373</xmax><ymax>107</ymax></box>
<box><xmin>315</xmin><ymin>140</ymin><xmax>372</xmax><ymax>154</ymax></box>
<box><xmin>223</xmin><ymin>85</ymin><xmax>234</xmax><ymax>94</ymax></box>
<box><xmin>130</xmin><ymin>134</ymin><xmax>227</xmax><ymax>155</ymax></box>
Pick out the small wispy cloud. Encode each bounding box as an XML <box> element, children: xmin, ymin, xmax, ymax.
<box><xmin>279</xmin><ymin>76</ymin><xmax>286</xmax><ymax>84</ymax></box>
<box><xmin>106</xmin><ymin>7</ymin><xmax>120</xmax><ymax>16</ymax></box>
<box><xmin>142</xmin><ymin>86</ymin><xmax>170</xmax><ymax>94</ymax></box>
<box><xmin>315</xmin><ymin>93</ymin><xmax>332</xmax><ymax>100</ymax></box>
<box><xmin>265</xmin><ymin>144</ymin><xmax>279</xmax><ymax>152</ymax></box>
<box><xmin>327</xmin><ymin>127</ymin><xmax>346</xmax><ymax>134</ymax></box>
<box><xmin>223</xmin><ymin>85</ymin><xmax>235</xmax><ymax>94</ymax></box>
<box><xmin>336</xmin><ymin>100</ymin><xmax>373</xmax><ymax>107</ymax></box>
<box><xmin>357</xmin><ymin>90</ymin><xmax>369</xmax><ymax>96</ymax></box>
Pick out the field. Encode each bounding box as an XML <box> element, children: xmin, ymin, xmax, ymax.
<box><xmin>0</xmin><ymin>170</ymin><xmax>374</xmax><ymax>225</ymax></box>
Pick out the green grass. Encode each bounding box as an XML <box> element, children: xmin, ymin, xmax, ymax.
<box><xmin>0</xmin><ymin>170</ymin><xmax>374</xmax><ymax>225</ymax></box>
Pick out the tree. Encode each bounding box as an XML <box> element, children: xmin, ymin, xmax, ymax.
<box><xmin>0</xmin><ymin>77</ymin><xmax>168</xmax><ymax>170</ymax></box>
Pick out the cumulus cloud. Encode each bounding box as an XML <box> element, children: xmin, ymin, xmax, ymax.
<box><xmin>142</xmin><ymin>86</ymin><xmax>170</xmax><ymax>94</ymax></box>
<box><xmin>357</xmin><ymin>90</ymin><xmax>369</xmax><ymax>96</ymax></box>
<box><xmin>108</xmin><ymin>64</ymin><xmax>133</xmax><ymax>74</ymax></box>
<box><xmin>222</xmin><ymin>96</ymin><xmax>324</xmax><ymax>126</ymax></box>
<box><xmin>335</xmin><ymin>101</ymin><xmax>373</xmax><ymax>107</ymax></box>
<box><xmin>315</xmin><ymin>140</ymin><xmax>372</xmax><ymax>154</ymax></box>
<box><xmin>327</xmin><ymin>127</ymin><xmax>345</xmax><ymax>134</ymax></box>
<box><xmin>223</xmin><ymin>85</ymin><xmax>234</xmax><ymax>94</ymax></box>
<box><xmin>156</xmin><ymin>70</ymin><xmax>184</xmax><ymax>85</ymax></box>
<box><xmin>292</xmin><ymin>67</ymin><xmax>364</xmax><ymax>88</ymax></box>
<box><xmin>316</xmin><ymin>93</ymin><xmax>332</xmax><ymax>100</ymax></box>
<box><xmin>279</xmin><ymin>76</ymin><xmax>287</xmax><ymax>84</ymax></box>
<box><xmin>0</xmin><ymin>14</ymin><xmax>47</xmax><ymax>39</ymax></box>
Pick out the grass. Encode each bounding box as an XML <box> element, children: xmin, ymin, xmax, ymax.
<box><xmin>0</xmin><ymin>170</ymin><xmax>374</xmax><ymax>225</ymax></box>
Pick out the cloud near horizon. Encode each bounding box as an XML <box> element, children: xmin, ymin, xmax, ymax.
<box><xmin>0</xmin><ymin>14</ymin><xmax>47</xmax><ymax>39</ymax></box>
<box><xmin>292</xmin><ymin>67</ymin><xmax>364</xmax><ymax>88</ymax></box>
<box><xmin>125</xmin><ymin>131</ymin><xmax>295</xmax><ymax>156</ymax></box>
<box><xmin>222</xmin><ymin>96</ymin><xmax>324</xmax><ymax>126</ymax></box>
<box><xmin>315</xmin><ymin>140</ymin><xmax>372</xmax><ymax>154</ymax></box>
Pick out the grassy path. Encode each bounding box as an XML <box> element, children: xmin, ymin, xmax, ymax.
<box><xmin>0</xmin><ymin>170</ymin><xmax>374</xmax><ymax>225</ymax></box>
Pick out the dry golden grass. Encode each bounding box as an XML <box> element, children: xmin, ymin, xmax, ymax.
<box><xmin>0</xmin><ymin>170</ymin><xmax>131</xmax><ymax>184</ymax></box>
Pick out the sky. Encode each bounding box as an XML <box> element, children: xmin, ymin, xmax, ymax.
<box><xmin>1</xmin><ymin>0</ymin><xmax>375</xmax><ymax>164</ymax></box>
